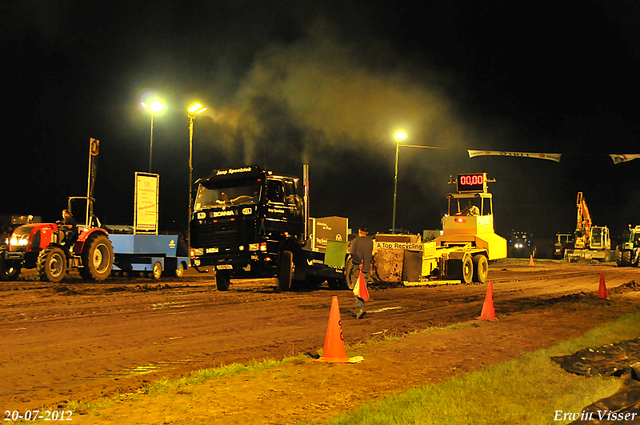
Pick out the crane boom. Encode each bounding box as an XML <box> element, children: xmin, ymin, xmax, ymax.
<box><xmin>575</xmin><ymin>192</ymin><xmax>592</xmax><ymax>249</ymax></box>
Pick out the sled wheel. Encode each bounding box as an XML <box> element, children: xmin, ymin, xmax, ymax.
<box><xmin>472</xmin><ymin>255</ymin><xmax>489</xmax><ymax>283</ymax></box>
<box><xmin>461</xmin><ymin>256</ymin><xmax>473</xmax><ymax>284</ymax></box>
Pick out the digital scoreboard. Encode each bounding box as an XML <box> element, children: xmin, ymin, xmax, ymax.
<box><xmin>457</xmin><ymin>173</ymin><xmax>486</xmax><ymax>193</ymax></box>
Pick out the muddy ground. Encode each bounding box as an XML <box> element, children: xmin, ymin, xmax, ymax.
<box><xmin>2</xmin><ymin>259</ymin><xmax>640</xmax><ymax>424</ymax></box>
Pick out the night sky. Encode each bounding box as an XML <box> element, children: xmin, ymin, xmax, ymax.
<box><xmin>3</xmin><ymin>0</ymin><xmax>640</xmax><ymax>244</ymax></box>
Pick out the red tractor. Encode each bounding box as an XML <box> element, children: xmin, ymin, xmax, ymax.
<box><xmin>0</xmin><ymin>197</ymin><xmax>113</xmax><ymax>282</ymax></box>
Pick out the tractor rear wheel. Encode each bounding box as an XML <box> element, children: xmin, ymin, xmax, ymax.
<box><xmin>616</xmin><ymin>247</ymin><xmax>627</xmax><ymax>266</ymax></box>
<box><xmin>37</xmin><ymin>246</ymin><xmax>67</xmax><ymax>282</ymax></box>
<box><xmin>80</xmin><ymin>234</ymin><xmax>113</xmax><ymax>281</ymax></box>
<box><xmin>472</xmin><ymin>255</ymin><xmax>489</xmax><ymax>283</ymax></box>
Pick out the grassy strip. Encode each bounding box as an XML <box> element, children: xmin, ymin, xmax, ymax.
<box><xmin>313</xmin><ymin>312</ymin><xmax>640</xmax><ymax>425</ymax></box>
<box><xmin>65</xmin><ymin>357</ymin><xmax>297</xmax><ymax>413</ymax></box>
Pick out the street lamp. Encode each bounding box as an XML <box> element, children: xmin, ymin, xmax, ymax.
<box><xmin>392</xmin><ymin>131</ymin><xmax>408</xmax><ymax>233</ymax></box>
<box><xmin>187</xmin><ymin>103</ymin><xmax>207</xmax><ymax>251</ymax></box>
<box><xmin>141</xmin><ymin>100</ymin><xmax>164</xmax><ymax>172</ymax></box>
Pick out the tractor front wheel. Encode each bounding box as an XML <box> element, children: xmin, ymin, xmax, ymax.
<box><xmin>37</xmin><ymin>247</ymin><xmax>67</xmax><ymax>282</ymax></box>
<box><xmin>0</xmin><ymin>248</ymin><xmax>21</xmax><ymax>281</ymax></box>
<box><xmin>80</xmin><ymin>234</ymin><xmax>114</xmax><ymax>281</ymax></box>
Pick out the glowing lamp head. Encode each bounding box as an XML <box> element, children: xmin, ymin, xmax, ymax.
<box><xmin>188</xmin><ymin>103</ymin><xmax>207</xmax><ymax>116</ymax></box>
<box><xmin>395</xmin><ymin>131</ymin><xmax>408</xmax><ymax>142</ymax></box>
<box><xmin>150</xmin><ymin>100</ymin><xmax>164</xmax><ymax>113</ymax></box>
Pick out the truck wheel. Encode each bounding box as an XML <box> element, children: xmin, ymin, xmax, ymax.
<box><xmin>623</xmin><ymin>250</ymin><xmax>632</xmax><ymax>267</ymax></box>
<box><xmin>277</xmin><ymin>250</ymin><xmax>294</xmax><ymax>291</ymax></box>
<box><xmin>216</xmin><ymin>270</ymin><xmax>230</xmax><ymax>291</ymax></box>
<box><xmin>37</xmin><ymin>246</ymin><xmax>67</xmax><ymax>282</ymax></box>
<box><xmin>461</xmin><ymin>256</ymin><xmax>473</xmax><ymax>284</ymax></box>
<box><xmin>173</xmin><ymin>262</ymin><xmax>185</xmax><ymax>278</ymax></box>
<box><xmin>344</xmin><ymin>256</ymin><xmax>355</xmax><ymax>289</ymax></box>
<box><xmin>151</xmin><ymin>262</ymin><xmax>163</xmax><ymax>280</ymax></box>
<box><xmin>472</xmin><ymin>255</ymin><xmax>489</xmax><ymax>283</ymax></box>
<box><xmin>80</xmin><ymin>234</ymin><xmax>114</xmax><ymax>281</ymax></box>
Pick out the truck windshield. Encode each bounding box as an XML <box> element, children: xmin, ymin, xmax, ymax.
<box><xmin>194</xmin><ymin>181</ymin><xmax>262</xmax><ymax>211</ymax></box>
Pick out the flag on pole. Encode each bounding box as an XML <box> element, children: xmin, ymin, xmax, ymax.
<box><xmin>468</xmin><ymin>150</ymin><xmax>561</xmax><ymax>163</ymax></box>
<box><xmin>610</xmin><ymin>154</ymin><xmax>640</xmax><ymax>164</ymax></box>
<box><xmin>353</xmin><ymin>270</ymin><xmax>370</xmax><ymax>301</ymax></box>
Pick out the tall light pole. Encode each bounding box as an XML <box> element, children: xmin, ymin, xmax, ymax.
<box><xmin>141</xmin><ymin>100</ymin><xmax>164</xmax><ymax>172</ymax></box>
<box><xmin>392</xmin><ymin>131</ymin><xmax>408</xmax><ymax>233</ymax></box>
<box><xmin>187</xmin><ymin>103</ymin><xmax>207</xmax><ymax>251</ymax></box>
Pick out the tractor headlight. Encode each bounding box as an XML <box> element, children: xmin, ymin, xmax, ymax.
<box><xmin>10</xmin><ymin>236</ymin><xmax>28</xmax><ymax>246</ymax></box>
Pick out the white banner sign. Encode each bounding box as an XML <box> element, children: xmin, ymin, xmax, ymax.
<box><xmin>134</xmin><ymin>172</ymin><xmax>159</xmax><ymax>234</ymax></box>
<box><xmin>610</xmin><ymin>154</ymin><xmax>640</xmax><ymax>164</ymax></box>
<box><xmin>468</xmin><ymin>150</ymin><xmax>562</xmax><ymax>163</ymax></box>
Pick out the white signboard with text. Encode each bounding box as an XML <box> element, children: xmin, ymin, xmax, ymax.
<box><xmin>134</xmin><ymin>172</ymin><xmax>159</xmax><ymax>235</ymax></box>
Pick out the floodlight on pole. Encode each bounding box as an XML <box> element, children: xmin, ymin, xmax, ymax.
<box><xmin>141</xmin><ymin>100</ymin><xmax>164</xmax><ymax>172</ymax></box>
<box><xmin>392</xmin><ymin>131</ymin><xmax>408</xmax><ymax>233</ymax></box>
<box><xmin>187</xmin><ymin>102</ymin><xmax>207</xmax><ymax>252</ymax></box>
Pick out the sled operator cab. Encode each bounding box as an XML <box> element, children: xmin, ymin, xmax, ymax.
<box><xmin>440</xmin><ymin>173</ymin><xmax>502</xmax><ymax>243</ymax></box>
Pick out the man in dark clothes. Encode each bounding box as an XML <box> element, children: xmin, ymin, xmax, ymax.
<box><xmin>61</xmin><ymin>209</ymin><xmax>78</xmax><ymax>252</ymax></box>
<box><xmin>350</xmin><ymin>225</ymin><xmax>373</xmax><ymax>319</ymax></box>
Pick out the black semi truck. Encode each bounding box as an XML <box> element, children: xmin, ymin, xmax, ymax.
<box><xmin>189</xmin><ymin>165</ymin><xmax>348</xmax><ymax>291</ymax></box>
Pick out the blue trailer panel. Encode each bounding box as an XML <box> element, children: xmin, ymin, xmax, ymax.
<box><xmin>108</xmin><ymin>234</ymin><xmax>188</xmax><ymax>278</ymax></box>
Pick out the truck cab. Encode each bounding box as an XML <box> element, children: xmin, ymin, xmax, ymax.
<box><xmin>189</xmin><ymin>166</ymin><xmax>305</xmax><ymax>290</ymax></box>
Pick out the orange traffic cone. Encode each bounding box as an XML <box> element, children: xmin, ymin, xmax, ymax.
<box><xmin>597</xmin><ymin>271</ymin><xmax>608</xmax><ymax>300</ymax></box>
<box><xmin>476</xmin><ymin>280</ymin><xmax>497</xmax><ymax>321</ymax></box>
<box><xmin>529</xmin><ymin>254</ymin><xmax>534</xmax><ymax>266</ymax></box>
<box><xmin>315</xmin><ymin>296</ymin><xmax>350</xmax><ymax>363</ymax></box>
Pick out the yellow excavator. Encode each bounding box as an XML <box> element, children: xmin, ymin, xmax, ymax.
<box><xmin>566</xmin><ymin>192</ymin><xmax>611</xmax><ymax>261</ymax></box>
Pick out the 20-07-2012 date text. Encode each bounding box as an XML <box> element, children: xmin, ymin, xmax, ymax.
<box><xmin>4</xmin><ymin>410</ymin><xmax>72</xmax><ymax>422</ymax></box>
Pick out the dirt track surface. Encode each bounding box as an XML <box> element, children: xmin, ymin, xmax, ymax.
<box><xmin>2</xmin><ymin>259</ymin><xmax>640</xmax><ymax>423</ymax></box>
